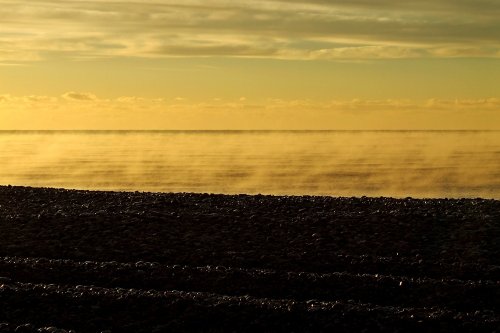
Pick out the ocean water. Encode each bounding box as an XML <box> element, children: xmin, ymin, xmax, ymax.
<box><xmin>0</xmin><ymin>130</ymin><xmax>499</xmax><ymax>198</ymax></box>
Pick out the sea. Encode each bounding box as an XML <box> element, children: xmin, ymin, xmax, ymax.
<box><xmin>0</xmin><ymin>130</ymin><xmax>499</xmax><ymax>199</ymax></box>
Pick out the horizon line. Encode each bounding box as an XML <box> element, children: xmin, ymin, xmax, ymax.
<box><xmin>0</xmin><ymin>129</ymin><xmax>499</xmax><ymax>132</ymax></box>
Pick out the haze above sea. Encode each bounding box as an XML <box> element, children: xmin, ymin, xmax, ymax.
<box><xmin>1</xmin><ymin>130</ymin><xmax>499</xmax><ymax>199</ymax></box>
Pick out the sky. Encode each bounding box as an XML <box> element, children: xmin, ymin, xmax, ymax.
<box><xmin>1</xmin><ymin>0</ymin><xmax>499</xmax><ymax>129</ymax></box>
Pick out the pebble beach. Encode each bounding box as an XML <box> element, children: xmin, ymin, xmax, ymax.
<box><xmin>0</xmin><ymin>185</ymin><xmax>499</xmax><ymax>332</ymax></box>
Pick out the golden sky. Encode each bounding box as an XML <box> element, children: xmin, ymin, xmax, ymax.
<box><xmin>1</xmin><ymin>0</ymin><xmax>499</xmax><ymax>129</ymax></box>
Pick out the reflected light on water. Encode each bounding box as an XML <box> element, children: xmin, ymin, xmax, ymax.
<box><xmin>0</xmin><ymin>130</ymin><xmax>499</xmax><ymax>198</ymax></box>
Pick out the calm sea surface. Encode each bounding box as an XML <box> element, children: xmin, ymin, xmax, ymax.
<box><xmin>0</xmin><ymin>130</ymin><xmax>499</xmax><ymax>198</ymax></box>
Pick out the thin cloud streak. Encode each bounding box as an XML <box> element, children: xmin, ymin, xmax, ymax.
<box><xmin>1</xmin><ymin>93</ymin><xmax>499</xmax><ymax>111</ymax></box>
<box><xmin>0</xmin><ymin>0</ymin><xmax>499</xmax><ymax>61</ymax></box>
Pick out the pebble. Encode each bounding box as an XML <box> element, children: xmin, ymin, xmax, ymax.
<box><xmin>0</xmin><ymin>276</ymin><xmax>12</xmax><ymax>284</ymax></box>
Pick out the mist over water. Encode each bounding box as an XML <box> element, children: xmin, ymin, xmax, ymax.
<box><xmin>0</xmin><ymin>130</ymin><xmax>499</xmax><ymax>198</ymax></box>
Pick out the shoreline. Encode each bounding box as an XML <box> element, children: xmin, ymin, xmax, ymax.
<box><xmin>2</xmin><ymin>184</ymin><xmax>498</xmax><ymax>201</ymax></box>
<box><xmin>0</xmin><ymin>185</ymin><xmax>499</xmax><ymax>332</ymax></box>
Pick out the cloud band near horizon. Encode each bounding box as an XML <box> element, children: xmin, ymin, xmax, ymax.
<box><xmin>1</xmin><ymin>92</ymin><xmax>499</xmax><ymax>130</ymax></box>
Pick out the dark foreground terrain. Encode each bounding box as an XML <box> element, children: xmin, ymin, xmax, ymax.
<box><xmin>0</xmin><ymin>186</ymin><xmax>499</xmax><ymax>332</ymax></box>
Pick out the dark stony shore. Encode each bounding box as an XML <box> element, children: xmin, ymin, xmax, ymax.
<box><xmin>0</xmin><ymin>186</ymin><xmax>499</xmax><ymax>332</ymax></box>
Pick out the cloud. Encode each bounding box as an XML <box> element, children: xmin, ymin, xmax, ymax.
<box><xmin>3</xmin><ymin>92</ymin><xmax>499</xmax><ymax>112</ymax></box>
<box><xmin>0</xmin><ymin>94</ymin><xmax>12</xmax><ymax>102</ymax></box>
<box><xmin>62</xmin><ymin>92</ymin><xmax>98</xmax><ymax>101</ymax></box>
<box><xmin>309</xmin><ymin>46</ymin><xmax>426</xmax><ymax>59</ymax></box>
<box><xmin>1</xmin><ymin>93</ymin><xmax>499</xmax><ymax>129</ymax></box>
<box><xmin>0</xmin><ymin>0</ymin><xmax>499</xmax><ymax>61</ymax></box>
<box><xmin>23</xmin><ymin>95</ymin><xmax>58</xmax><ymax>103</ymax></box>
<box><xmin>425</xmin><ymin>98</ymin><xmax>500</xmax><ymax>110</ymax></box>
